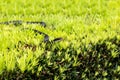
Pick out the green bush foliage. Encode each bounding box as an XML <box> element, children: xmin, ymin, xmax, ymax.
<box><xmin>0</xmin><ymin>0</ymin><xmax>120</xmax><ymax>79</ymax></box>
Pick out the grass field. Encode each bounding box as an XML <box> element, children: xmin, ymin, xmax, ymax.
<box><xmin>0</xmin><ymin>0</ymin><xmax>120</xmax><ymax>79</ymax></box>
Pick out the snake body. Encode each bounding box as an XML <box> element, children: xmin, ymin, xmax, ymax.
<box><xmin>0</xmin><ymin>20</ymin><xmax>62</xmax><ymax>43</ymax></box>
<box><xmin>0</xmin><ymin>20</ymin><xmax>46</xmax><ymax>27</ymax></box>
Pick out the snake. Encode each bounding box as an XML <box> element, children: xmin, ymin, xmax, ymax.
<box><xmin>0</xmin><ymin>20</ymin><xmax>46</xmax><ymax>27</ymax></box>
<box><xmin>0</xmin><ymin>20</ymin><xmax>63</xmax><ymax>43</ymax></box>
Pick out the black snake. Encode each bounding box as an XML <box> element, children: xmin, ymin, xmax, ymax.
<box><xmin>0</xmin><ymin>20</ymin><xmax>63</xmax><ymax>43</ymax></box>
<box><xmin>0</xmin><ymin>20</ymin><xmax>46</xmax><ymax>27</ymax></box>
